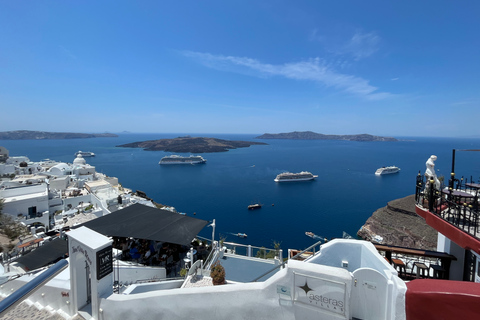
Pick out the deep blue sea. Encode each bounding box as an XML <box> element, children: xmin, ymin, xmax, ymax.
<box><xmin>2</xmin><ymin>134</ymin><xmax>480</xmax><ymax>252</ymax></box>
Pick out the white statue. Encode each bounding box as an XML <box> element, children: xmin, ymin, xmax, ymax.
<box><xmin>425</xmin><ymin>155</ymin><xmax>440</xmax><ymax>189</ymax></box>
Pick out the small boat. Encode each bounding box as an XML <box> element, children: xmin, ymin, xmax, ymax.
<box><xmin>305</xmin><ymin>232</ymin><xmax>315</xmax><ymax>238</ymax></box>
<box><xmin>247</xmin><ymin>203</ymin><xmax>263</xmax><ymax>210</ymax></box>
<box><xmin>236</xmin><ymin>233</ymin><xmax>248</xmax><ymax>238</ymax></box>
<box><xmin>305</xmin><ymin>232</ymin><xmax>327</xmax><ymax>242</ymax></box>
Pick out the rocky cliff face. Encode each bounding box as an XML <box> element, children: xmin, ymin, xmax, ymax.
<box><xmin>256</xmin><ymin>131</ymin><xmax>397</xmax><ymax>141</ymax></box>
<box><xmin>357</xmin><ymin>195</ymin><xmax>438</xmax><ymax>250</ymax></box>
<box><xmin>0</xmin><ymin>130</ymin><xmax>117</xmax><ymax>140</ymax></box>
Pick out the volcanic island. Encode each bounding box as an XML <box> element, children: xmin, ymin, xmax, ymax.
<box><xmin>117</xmin><ymin>137</ymin><xmax>268</xmax><ymax>153</ymax></box>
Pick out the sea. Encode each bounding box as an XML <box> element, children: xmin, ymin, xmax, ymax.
<box><xmin>2</xmin><ymin>134</ymin><xmax>480</xmax><ymax>253</ymax></box>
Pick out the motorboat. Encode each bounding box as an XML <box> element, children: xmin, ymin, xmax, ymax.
<box><xmin>236</xmin><ymin>233</ymin><xmax>248</xmax><ymax>238</ymax></box>
<box><xmin>305</xmin><ymin>231</ymin><xmax>315</xmax><ymax>238</ymax></box>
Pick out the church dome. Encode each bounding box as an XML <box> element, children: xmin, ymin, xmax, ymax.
<box><xmin>73</xmin><ymin>154</ymin><xmax>86</xmax><ymax>166</ymax></box>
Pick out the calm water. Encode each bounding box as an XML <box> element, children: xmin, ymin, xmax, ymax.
<box><xmin>2</xmin><ymin>134</ymin><xmax>480</xmax><ymax>252</ymax></box>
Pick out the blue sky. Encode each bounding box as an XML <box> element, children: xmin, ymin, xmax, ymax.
<box><xmin>1</xmin><ymin>1</ymin><xmax>479</xmax><ymax>137</ymax></box>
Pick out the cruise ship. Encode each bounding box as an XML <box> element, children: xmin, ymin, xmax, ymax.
<box><xmin>159</xmin><ymin>155</ymin><xmax>207</xmax><ymax>165</ymax></box>
<box><xmin>274</xmin><ymin>171</ymin><xmax>318</xmax><ymax>182</ymax></box>
<box><xmin>375</xmin><ymin>166</ymin><xmax>400</xmax><ymax>175</ymax></box>
<box><xmin>75</xmin><ymin>150</ymin><xmax>95</xmax><ymax>157</ymax></box>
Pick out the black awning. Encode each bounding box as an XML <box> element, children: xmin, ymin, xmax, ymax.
<box><xmin>14</xmin><ymin>238</ymin><xmax>68</xmax><ymax>271</ymax></box>
<box><xmin>76</xmin><ymin>203</ymin><xmax>209</xmax><ymax>246</ymax></box>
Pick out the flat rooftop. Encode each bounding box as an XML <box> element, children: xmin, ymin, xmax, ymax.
<box><xmin>220</xmin><ymin>253</ymin><xmax>280</xmax><ymax>283</ymax></box>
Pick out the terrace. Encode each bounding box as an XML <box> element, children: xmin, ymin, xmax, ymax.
<box><xmin>413</xmin><ymin>149</ymin><xmax>480</xmax><ymax>281</ymax></box>
<box><xmin>414</xmin><ymin>151</ymin><xmax>480</xmax><ymax>244</ymax></box>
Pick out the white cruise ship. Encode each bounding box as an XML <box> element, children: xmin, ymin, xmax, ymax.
<box><xmin>375</xmin><ymin>165</ymin><xmax>400</xmax><ymax>175</ymax></box>
<box><xmin>75</xmin><ymin>150</ymin><xmax>95</xmax><ymax>157</ymax></box>
<box><xmin>159</xmin><ymin>155</ymin><xmax>207</xmax><ymax>165</ymax></box>
<box><xmin>274</xmin><ymin>171</ymin><xmax>318</xmax><ymax>182</ymax></box>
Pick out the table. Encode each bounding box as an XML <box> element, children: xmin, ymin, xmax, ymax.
<box><xmin>392</xmin><ymin>259</ymin><xmax>406</xmax><ymax>277</ymax></box>
<box><xmin>466</xmin><ymin>183</ymin><xmax>480</xmax><ymax>197</ymax></box>
<box><xmin>465</xmin><ymin>183</ymin><xmax>480</xmax><ymax>190</ymax></box>
<box><xmin>430</xmin><ymin>264</ymin><xmax>446</xmax><ymax>279</ymax></box>
<box><xmin>442</xmin><ymin>188</ymin><xmax>474</xmax><ymax>198</ymax></box>
<box><xmin>413</xmin><ymin>262</ymin><xmax>429</xmax><ymax>278</ymax></box>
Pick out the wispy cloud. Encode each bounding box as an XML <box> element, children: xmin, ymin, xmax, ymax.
<box><xmin>391</xmin><ymin>77</ymin><xmax>399</xmax><ymax>81</ymax></box>
<box><xmin>182</xmin><ymin>51</ymin><xmax>391</xmax><ymax>100</ymax></box>
<box><xmin>59</xmin><ymin>45</ymin><xmax>77</xmax><ymax>60</ymax></box>
<box><xmin>345</xmin><ymin>31</ymin><xmax>380</xmax><ymax>60</ymax></box>
<box><xmin>309</xmin><ymin>29</ymin><xmax>380</xmax><ymax>61</ymax></box>
<box><xmin>451</xmin><ymin>99</ymin><xmax>478</xmax><ymax>107</ymax></box>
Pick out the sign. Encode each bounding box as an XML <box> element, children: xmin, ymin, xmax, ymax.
<box><xmin>277</xmin><ymin>285</ymin><xmax>291</xmax><ymax>297</ymax></box>
<box><xmin>294</xmin><ymin>272</ymin><xmax>346</xmax><ymax>316</ymax></box>
<box><xmin>96</xmin><ymin>246</ymin><xmax>113</xmax><ymax>280</ymax></box>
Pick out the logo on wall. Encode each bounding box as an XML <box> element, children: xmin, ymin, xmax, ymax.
<box><xmin>294</xmin><ymin>273</ymin><xmax>346</xmax><ymax>316</ymax></box>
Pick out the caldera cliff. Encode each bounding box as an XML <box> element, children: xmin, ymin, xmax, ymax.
<box><xmin>357</xmin><ymin>195</ymin><xmax>437</xmax><ymax>250</ymax></box>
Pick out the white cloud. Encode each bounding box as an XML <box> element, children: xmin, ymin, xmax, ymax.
<box><xmin>451</xmin><ymin>99</ymin><xmax>478</xmax><ymax>107</ymax></box>
<box><xmin>391</xmin><ymin>78</ymin><xmax>399</xmax><ymax>81</ymax></box>
<box><xmin>308</xmin><ymin>29</ymin><xmax>380</xmax><ymax>61</ymax></box>
<box><xmin>182</xmin><ymin>51</ymin><xmax>391</xmax><ymax>100</ymax></box>
<box><xmin>59</xmin><ymin>45</ymin><xmax>77</xmax><ymax>60</ymax></box>
<box><xmin>345</xmin><ymin>31</ymin><xmax>380</xmax><ymax>60</ymax></box>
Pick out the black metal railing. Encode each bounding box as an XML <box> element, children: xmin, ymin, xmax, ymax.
<box><xmin>415</xmin><ymin>172</ymin><xmax>480</xmax><ymax>240</ymax></box>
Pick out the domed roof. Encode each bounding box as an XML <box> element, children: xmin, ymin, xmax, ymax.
<box><xmin>73</xmin><ymin>154</ymin><xmax>86</xmax><ymax>166</ymax></box>
<box><xmin>48</xmin><ymin>163</ymin><xmax>71</xmax><ymax>175</ymax></box>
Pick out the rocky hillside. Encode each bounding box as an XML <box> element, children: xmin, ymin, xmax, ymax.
<box><xmin>357</xmin><ymin>195</ymin><xmax>437</xmax><ymax>250</ymax></box>
<box><xmin>118</xmin><ymin>137</ymin><xmax>267</xmax><ymax>153</ymax></box>
<box><xmin>256</xmin><ymin>131</ymin><xmax>397</xmax><ymax>141</ymax></box>
<box><xmin>0</xmin><ymin>130</ymin><xmax>117</xmax><ymax>140</ymax></box>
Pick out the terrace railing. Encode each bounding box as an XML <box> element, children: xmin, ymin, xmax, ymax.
<box><xmin>415</xmin><ymin>173</ymin><xmax>480</xmax><ymax>241</ymax></box>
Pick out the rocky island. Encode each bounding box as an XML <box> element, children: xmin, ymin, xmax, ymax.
<box><xmin>0</xmin><ymin>130</ymin><xmax>118</xmax><ymax>140</ymax></box>
<box><xmin>357</xmin><ymin>195</ymin><xmax>437</xmax><ymax>250</ymax></box>
<box><xmin>256</xmin><ymin>131</ymin><xmax>397</xmax><ymax>142</ymax></box>
<box><xmin>117</xmin><ymin>137</ymin><xmax>267</xmax><ymax>153</ymax></box>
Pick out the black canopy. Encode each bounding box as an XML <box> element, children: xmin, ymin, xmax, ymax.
<box><xmin>76</xmin><ymin>203</ymin><xmax>209</xmax><ymax>246</ymax></box>
<box><xmin>14</xmin><ymin>238</ymin><xmax>68</xmax><ymax>271</ymax></box>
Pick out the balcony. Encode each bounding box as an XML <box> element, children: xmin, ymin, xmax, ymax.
<box><xmin>415</xmin><ymin>172</ymin><xmax>480</xmax><ymax>253</ymax></box>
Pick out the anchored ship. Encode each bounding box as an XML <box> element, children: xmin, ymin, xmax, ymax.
<box><xmin>274</xmin><ymin>171</ymin><xmax>318</xmax><ymax>182</ymax></box>
<box><xmin>159</xmin><ymin>155</ymin><xmax>207</xmax><ymax>165</ymax></box>
<box><xmin>375</xmin><ymin>166</ymin><xmax>400</xmax><ymax>175</ymax></box>
<box><xmin>75</xmin><ymin>151</ymin><xmax>95</xmax><ymax>157</ymax></box>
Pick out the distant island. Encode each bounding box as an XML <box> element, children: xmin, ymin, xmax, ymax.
<box><xmin>117</xmin><ymin>137</ymin><xmax>268</xmax><ymax>153</ymax></box>
<box><xmin>256</xmin><ymin>131</ymin><xmax>397</xmax><ymax>142</ymax></box>
<box><xmin>0</xmin><ymin>130</ymin><xmax>118</xmax><ymax>140</ymax></box>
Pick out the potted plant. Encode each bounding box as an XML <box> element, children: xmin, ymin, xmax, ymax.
<box><xmin>210</xmin><ymin>261</ymin><xmax>226</xmax><ymax>285</ymax></box>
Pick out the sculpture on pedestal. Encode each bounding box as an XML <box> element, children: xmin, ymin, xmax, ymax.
<box><xmin>425</xmin><ymin>155</ymin><xmax>440</xmax><ymax>190</ymax></box>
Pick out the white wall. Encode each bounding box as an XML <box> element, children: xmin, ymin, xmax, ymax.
<box><xmin>1</xmin><ymin>185</ymin><xmax>49</xmax><ymax>218</ymax></box>
<box><xmin>100</xmin><ymin>240</ymin><xmax>407</xmax><ymax>320</ymax></box>
<box><xmin>0</xmin><ymin>164</ymin><xmax>15</xmax><ymax>175</ymax></box>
